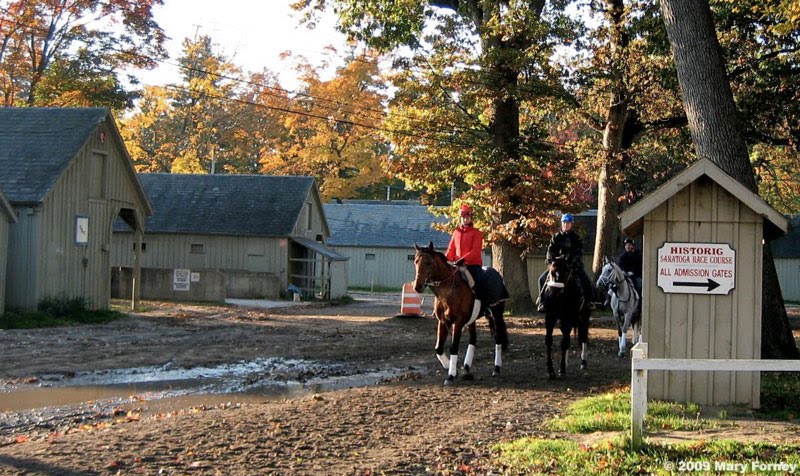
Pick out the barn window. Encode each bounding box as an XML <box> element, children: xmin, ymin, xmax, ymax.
<box><xmin>407</xmin><ymin>255</ymin><xmax>414</xmax><ymax>260</ymax></box>
<box><xmin>133</xmin><ymin>242</ymin><xmax>147</xmax><ymax>253</ymax></box>
<box><xmin>190</xmin><ymin>243</ymin><xmax>205</xmax><ymax>254</ymax></box>
<box><xmin>365</xmin><ymin>253</ymin><xmax>376</xmax><ymax>261</ymax></box>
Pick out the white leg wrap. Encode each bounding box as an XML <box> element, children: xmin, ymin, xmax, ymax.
<box><xmin>464</xmin><ymin>344</ymin><xmax>475</xmax><ymax>369</ymax></box>
<box><xmin>619</xmin><ymin>334</ymin><xmax>627</xmax><ymax>353</ymax></box>
<box><xmin>494</xmin><ymin>344</ymin><xmax>502</xmax><ymax>367</ymax></box>
<box><xmin>437</xmin><ymin>353</ymin><xmax>449</xmax><ymax>369</ymax></box>
<box><xmin>448</xmin><ymin>354</ymin><xmax>458</xmax><ymax>377</ymax></box>
<box><xmin>581</xmin><ymin>342</ymin><xmax>588</xmax><ymax>361</ymax></box>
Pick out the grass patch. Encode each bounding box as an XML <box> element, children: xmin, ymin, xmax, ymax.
<box><xmin>1</xmin><ymin>296</ymin><xmax>121</xmax><ymax>329</ymax></box>
<box><xmin>493</xmin><ymin>436</ymin><xmax>800</xmax><ymax>476</ymax></box>
<box><xmin>545</xmin><ymin>387</ymin><xmax>710</xmax><ymax>433</ymax></box>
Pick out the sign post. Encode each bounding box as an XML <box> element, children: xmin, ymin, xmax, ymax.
<box><xmin>657</xmin><ymin>242</ymin><xmax>735</xmax><ymax>295</ymax></box>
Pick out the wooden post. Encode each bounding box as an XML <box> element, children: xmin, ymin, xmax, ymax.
<box><xmin>631</xmin><ymin>341</ymin><xmax>649</xmax><ymax>450</ymax></box>
<box><xmin>132</xmin><ymin>228</ymin><xmax>143</xmax><ymax>311</ymax></box>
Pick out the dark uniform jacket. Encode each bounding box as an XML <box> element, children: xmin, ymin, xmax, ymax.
<box><xmin>617</xmin><ymin>250</ymin><xmax>643</xmax><ymax>278</ymax></box>
<box><xmin>546</xmin><ymin>230</ymin><xmax>583</xmax><ymax>267</ymax></box>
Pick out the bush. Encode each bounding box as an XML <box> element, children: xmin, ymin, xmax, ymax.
<box><xmin>37</xmin><ymin>295</ymin><xmax>89</xmax><ymax>318</ymax></box>
<box><xmin>0</xmin><ymin>295</ymin><xmax>120</xmax><ymax>329</ymax></box>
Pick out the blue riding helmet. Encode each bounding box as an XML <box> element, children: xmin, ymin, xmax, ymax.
<box><xmin>561</xmin><ymin>213</ymin><xmax>574</xmax><ymax>223</ymax></box>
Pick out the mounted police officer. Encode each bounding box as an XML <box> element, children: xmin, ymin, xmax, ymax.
<box><xmin>536</xmin><ymin>213</ymin><xmax>595</xmax><ymax>312</ymax></box>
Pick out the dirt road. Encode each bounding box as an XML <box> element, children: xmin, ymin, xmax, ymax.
<box><xmin>0</xmin><ymin>296</ymin><xmax>796</xmax><ymax>475</ymax></box>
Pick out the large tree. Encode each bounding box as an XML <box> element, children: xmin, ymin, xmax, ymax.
<box><xmin>295</xmin><ymin>0</ymin><xmax>588</xmax><ymax>312</ymax></box>
<box><xmin>659</xmin><ymin>0</ymin><xmax>798</xmax><ymax>358</ymax></box>
<box><xmin>0</xmin><ymin>0</ymin><xmax>166</xmax><ymax>108</ymax></box>
<box><xmin>260</xmin><ymin>54</ymin><xmax>392</xmax><ymax>201</ymax></box>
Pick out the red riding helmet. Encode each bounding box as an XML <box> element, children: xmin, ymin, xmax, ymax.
<box><xmin>459</xmin><ymin>204</ymin><xmax>473</xmax><ymax>217</ymax></box>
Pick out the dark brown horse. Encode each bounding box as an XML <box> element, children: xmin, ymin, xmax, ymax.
<box><xmin>541</xmin><ymin>256</ymin><xmax>591</xmax><ymax>379</ymax></box>
<box><xmin>412</xmin><ymin>242</ymin><xmax>509</xmax><ymax>385</ymax></box>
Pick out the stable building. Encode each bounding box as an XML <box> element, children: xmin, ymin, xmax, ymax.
<box><xmin>0</xmin><ymin>107</ymin><xmax>151</xmax><ymax>311</ymax></box>
<box><xmin>111</xmin><ymin>174</ymin><xmax>348</xmax><ymax>301</ymax></box>
<box><xmin>324</xmin><ymin>201</ymin><xmax>453</xmax><ymax>289</ymax></box>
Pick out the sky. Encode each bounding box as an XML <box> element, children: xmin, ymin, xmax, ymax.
<box><xmin>133</xmin><ymin>0</ymin><xmax>349</xmax><ymax>91</ymax></box>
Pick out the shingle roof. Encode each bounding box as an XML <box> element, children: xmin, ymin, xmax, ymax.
<box><xmin>323</xmin><ymin>201</ymin><xmax>451</xmax><ymax>248</ymax></box>
<box><xmin>135</xmin><ymin>174</ymin><xmax>316</xmax><ymax>237</ymax></box>
<box><xmin>0</xmin><ymin>107</ymin><xmax>109</xmax><ymax>204</ymax></box>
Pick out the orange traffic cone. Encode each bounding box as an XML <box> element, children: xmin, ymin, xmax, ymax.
<box><xmin>396</xmin><ymin>282</ymin><xmax>423</xmax><ymax>317</ymax></box>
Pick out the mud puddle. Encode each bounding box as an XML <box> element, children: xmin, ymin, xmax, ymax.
<box><xmin>0</xmin><ymin>358</ymin><xmax>420</xmax><ymax>440</ymax></box>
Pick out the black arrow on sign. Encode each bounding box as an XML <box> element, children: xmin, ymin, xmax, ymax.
<box><xmin>674</xmin><ymin>278</ymin><xmax>720</xmax><ymax>291</ymax></box>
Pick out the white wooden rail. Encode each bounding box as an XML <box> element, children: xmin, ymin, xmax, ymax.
<box><xmin>630</xmin><ymin>342</ymin><xmax>800</xmax><ymax>449</ymax></box>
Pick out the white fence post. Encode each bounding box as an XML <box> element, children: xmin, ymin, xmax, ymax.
<box><xmin>631</xmin><ymin>342</ymin><xmax>648</xmax><ymax>450</ymax></box>
<box><xmin>629</xmin><ymin>346</ymin><xmax>800</xmax><ymax>451</ymax></box>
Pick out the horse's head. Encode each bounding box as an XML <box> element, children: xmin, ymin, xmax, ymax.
<box><xmin>546</xmin><ymin>256</ymin><xmax>571</xmax><ymax>291</ymax></box>
<box><xmin>597</xmin><ymin>257</ymin><xmax>624</xmax><ymax>290</ymax></box>
<box><xmin>412</xmin><ymin>242</ymin><xmax>449</xmax><ymax>293</ymax></box>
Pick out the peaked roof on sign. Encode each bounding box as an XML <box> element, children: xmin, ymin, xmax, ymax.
<box><xmin>135</xmin><ymin>174</ymin><xmax>324</xmax><ymax>237</ymax></box>
<box><xmin>0</xmin><ymin>107</ymin><xmax>151</xmax><ymax>214</ymax></box>
<box><xmin>619</xmin><ymin>158</ymin><xmax>788</xmax><ymax>240</ymax></box>
<box><xmin>324</xmin><ymin>200</ymin><xmax>451</xmax><ymax>249</ymax></box>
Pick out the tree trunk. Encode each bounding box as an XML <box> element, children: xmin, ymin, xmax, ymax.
<box><xmin>660</xmin><ymin>0</ymin><xmax>798</xmax><ymax>358</ymax></box>
<box><xmin>493</xmin><ymin>241</ymin><xmax>533</xmax><ymax>313</ymax></box>
<box><xmin>592</xmin><ymin>0</ymin><xmax>628</xmax><ymax>277</ymax></box>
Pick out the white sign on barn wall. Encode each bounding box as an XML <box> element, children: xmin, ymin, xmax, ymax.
<box><xmin>173</xmin><ymin>269</ymin><xmax>190</xmax><ymax>291</ymax></box>
<box><xmin>657</xmin><ymin>242</ymin><xmax>735</xmax><ymax>295</ymax></box>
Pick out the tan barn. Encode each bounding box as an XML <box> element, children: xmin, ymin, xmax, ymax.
<box><xmin>0</xmin><ymin>108</ymin><xmax>151</xmax><ymax>311</ymax></box>
<box><xmin>620</xmin><ymin>158</ymin><xmax>787</xmax><ymax>405</ymax></box>
<box><xmin>0</xmin><ymin>188</ymin><xmax>17</xmax><ymax>314</ymax></box>
<box><xmin>111</xmin><ymin>174</ymin><xmax>348</xmax><ymax>301</ymax></box>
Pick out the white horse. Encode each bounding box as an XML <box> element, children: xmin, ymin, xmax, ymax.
<box><xmin>596</xmin><ymin>257</ymin><xmax>641</xmax><ymax>357</ymax></box>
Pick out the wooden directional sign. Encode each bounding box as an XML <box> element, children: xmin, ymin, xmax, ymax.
<box><xmin>657</xmin><ymin>242</ymin><xmax>735</xmax><ymax>295</ymax></box>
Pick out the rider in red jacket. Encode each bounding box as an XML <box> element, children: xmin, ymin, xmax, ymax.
<box><xmin>446</xmin><ymin>204</ymin><xmax>483</xmax><ymax>267</ymax></box>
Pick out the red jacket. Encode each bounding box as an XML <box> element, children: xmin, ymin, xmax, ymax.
<box><xmin>446</xmin><ymin>225</ymin><xmax>483</xmax><ymax>266</ymax></box>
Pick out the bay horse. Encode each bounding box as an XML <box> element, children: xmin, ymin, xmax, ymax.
<box><xmin>412</xmin><ymin>242</ymin><xmax>509</xmax><ymax>385</ymax></box>
<box><xmin>596</xmin><ymin>257</ymin><xmax>641</xmax><ymax>357</ymax></box>
<box><xmin>540</xmin><ymin>256</ymin><xmax>591</xmax><ymax>379</ymax></box>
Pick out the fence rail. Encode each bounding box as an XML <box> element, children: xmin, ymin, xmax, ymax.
<box><xmin>630</xmin><ymin>342</ymin><xmax>800</xmax><ymax>449</ymax></box>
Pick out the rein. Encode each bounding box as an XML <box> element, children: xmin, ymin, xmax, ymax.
<box><xmin>601</xmin><ymin>265</ymin><xmax>635</xmax><ymax>302</ymax></box>
<box><xmin>426</xmin><ymin>266</ymin><xmax>459</xmax><ymax>289</ymax></box>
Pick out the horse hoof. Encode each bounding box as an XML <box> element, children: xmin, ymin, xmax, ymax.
<box><xmin>581</xmin><ymin>360</ymin><xmax>587</xmax><ymax>370</ymax></box>
<box><xmin>617</xmin><ymin>352</ymin><xmax>626</xmax><ymax>359</ymax></box>
<box><xmin>462</xmin><ymin>373</ymin><xmax>474</xmax><ymax>381</ymax></box>
<box><xmin>443</xmin><ymin>376</ymin><xmax>455</xmax><ymax>386</ymax></box>
<box><xmin>492</xmin><ymin>366</ymin><xmax>501</xmax><ymax>377</ymax></box>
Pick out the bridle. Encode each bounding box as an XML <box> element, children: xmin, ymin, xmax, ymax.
<box><xmin>416</xmin><ymin>252</ymin><xmax>459</xmax><ymax>289</ymax></box>
<box><xmin>599</xmin><ymin>263</ymin><xmax>633</xmax><ymax>302</ymax></box>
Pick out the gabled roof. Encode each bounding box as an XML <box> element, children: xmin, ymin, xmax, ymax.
<box><xmin>0</xmin><ymin>188</ymin><xmax>16</xmax><ymax>223</ymax></box>
<box><xmin>136</xmin><ymin>174</ymin><xmax>318</xmax><ymax>237</ymax></box>
<box><xmin>324</xmin><ymin>201</ymin><xmax>451</xmax><ymax>249</ymax></box>
<box><xmin>0</xmin><ymin>107</ymin><xmax>152</xmax><ymax>215</ymax></box>
<box><xmin>0</xmin><ymin>107</ymin><xmax>108</xmax><ymax>204</ymax></box>
<box><xmin>619</xmin><ymin>158</ymin><xmax>787</xmax><ymax>240</ymax></box>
